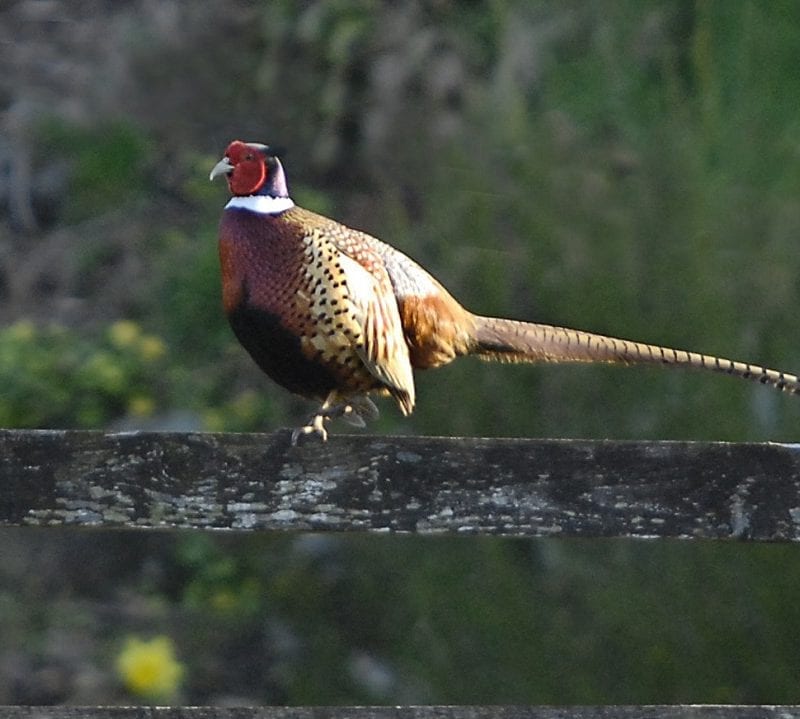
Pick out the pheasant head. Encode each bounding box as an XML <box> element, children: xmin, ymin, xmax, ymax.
<box><xmin>209</xmin><ymin>140</ymin><xmax>289</xmax><ymax>198</ymax></box>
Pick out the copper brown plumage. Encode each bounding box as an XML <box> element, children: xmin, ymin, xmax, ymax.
<box><xmin>211</xmin><ymin>140</ymin><xmax>800</xmax><ymax>441</ymax></box>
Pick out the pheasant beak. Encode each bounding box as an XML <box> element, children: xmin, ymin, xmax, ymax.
<box><xmin>209</xmin><ymin>156</ymin><xmax>233</xmax><ymax>181</ymax></box>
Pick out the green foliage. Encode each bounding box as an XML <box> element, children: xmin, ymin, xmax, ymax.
<box><xmin>7</xmin><ymin>1</ymin><xmax>800</xmax><ymax>707</ymax></box>
<box><xmin>0</xmin><ymin>321</ymin><xmax>167</xmax><ymax>428</ymax></box>
<box><xmin>38</xmin><ymin>118</ymin><xmax>152</xmax><ymax>221</ymax></box>
<box><xmin>394</xmin><ymin>0</ymin><xmax>800</xmax><ymax>441</ymax></box>
<box><xmin>121</xmin><ymin>534</ymin><xmax>800</xmax><ymax>704</ymax></box>
<box><xmin>19</xmin><ymin>1</ymin><xmax>800</xmax><ymax>441</ymax></box>
<box><xmin>175</xmin><ymin>535</ymin><xmax>265</xmax><ymax>618</ymax></box>
<box><xmin>0</xmin><ymin>319</ymin><xmax>288</xmax><ymax>432</ymax></box>
<box><xmin>154</xmin><ymin>226</ymin><xmax>231</xmax><ymax>361</ymax></box>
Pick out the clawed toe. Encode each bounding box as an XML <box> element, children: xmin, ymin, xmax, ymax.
<box><xmin>339</xmin><ymin>404</ymin><xmax>366</xmax><ymax>428</ymax></box>
<box><xmin>290</xmin><ymin>395</ymin><xmax>380</xmax><ymax>444</ymax></box>
<box><xmin>290</xmin><ymin>412</ymin><xmax>329</xmax><ymax>445</ymax></box>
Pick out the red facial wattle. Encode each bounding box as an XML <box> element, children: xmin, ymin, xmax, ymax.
<box><xmin>212</xmin><ymin>140</ymin><xmax>269</xmax><ymax>196</ymax></box>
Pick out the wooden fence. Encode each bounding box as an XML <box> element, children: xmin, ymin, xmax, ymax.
<box><xmin>3</xmin><ymin>429</ymin><xmax>800</xmax><ymax>718</ymax></box>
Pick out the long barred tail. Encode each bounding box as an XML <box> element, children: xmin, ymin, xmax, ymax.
<box><xmin>472</xmin><ymin>315</ymin><xmax>800</xmax><ymax>395</ymax></box>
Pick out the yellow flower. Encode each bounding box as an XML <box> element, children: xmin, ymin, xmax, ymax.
<box><xmin>210</xmin><ymin>589</ymin><xmax>238</xmax><ymax>612</ymax></box>
<box><xmin>85</xmin><ymin>352</ymin><xmax>126</xmax><ymax>393</ymax></box>
<box><xmin>8</xmin><ymin>320</ymin><xmax>36</xmax><ymax>342</ymax></box>
<box><xmin>202</xmin><ymin>409</ymin><xmax>226</xmax><ymax>432</ymax></box>
<box><xmin>128</xmin><ymin>395</ymin><xmax>155</xmax><ymax>417</ymax></box>
<box><xmin>108</xmin><ymin>320</ymin><xmax>141</xmax><ymax>349</ymax></box>
<box><xmin>116</xmin><ymin>636</ymin><xmax>185</xmax><ymax>700</ymax></box>
<box><xmin>231</xmin><ymin>389</ymin><xmax>260</xmax><ymax>420</ymax></box>
<box><xmin>138</xmin><ymin>335</ymin><xmax>167</xmax><ymax>362</ymax></box>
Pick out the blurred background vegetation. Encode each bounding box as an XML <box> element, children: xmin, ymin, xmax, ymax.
<box><xmin>2</xmin><ymin>0</ymin><xmax>800</xmax><ymax>706</ymax></box>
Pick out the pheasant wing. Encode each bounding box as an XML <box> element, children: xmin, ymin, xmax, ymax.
<box><xmin>335</xmin><ymin>243</ymin><xmax>416</xmax><ymax>415</ymax></box>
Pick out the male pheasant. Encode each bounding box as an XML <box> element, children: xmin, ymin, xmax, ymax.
<box><xmin>210</xmin><ymin>140</ymin><xmax>800</xmax><ymax>441</ymax></box>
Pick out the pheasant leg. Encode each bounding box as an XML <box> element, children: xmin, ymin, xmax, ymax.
<box><xmin>291</xmin><ymin>394</ymin><xmax>380</xmax><ymax>444</ymax></box>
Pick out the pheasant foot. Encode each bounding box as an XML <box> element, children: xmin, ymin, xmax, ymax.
<box><xmin>290</xmin><ymin>395</ymin><xmax>380</xmax><ymax>445</ymax></box>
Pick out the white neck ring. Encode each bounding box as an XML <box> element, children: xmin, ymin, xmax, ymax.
<box><xmin>225</xmin><ymin>195</ymin><xmax>295</xmax><ymax>215</ymax></box>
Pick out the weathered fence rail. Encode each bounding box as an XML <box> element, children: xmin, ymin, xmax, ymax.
<box><xmin>2</xmin><ymin>705</ymin><xmax>800</xmax><ymax>718</ymax></box>
<box><xmin>2</xmin><ymin>430</ymin><xmax>800</xmax><ymax>539</ymax></box>
<box><xmin>4</xmin><ymin>429</ymin><xmax>800</xmax><ymax>718</ymax></box>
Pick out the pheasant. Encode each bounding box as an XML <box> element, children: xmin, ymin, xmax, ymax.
<box><xmin>210</xmin><ymin>140</ymin><xmax>800</xmax><ymax>442</ymax></box>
